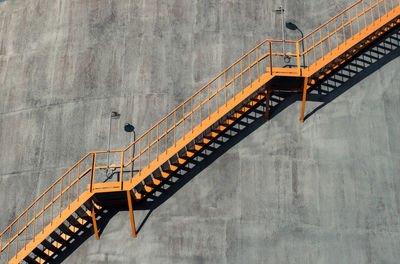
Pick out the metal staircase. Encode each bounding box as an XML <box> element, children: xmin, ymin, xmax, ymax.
<box><xmin>1</xmin><ymin>0</ymin><xmax>399</xmax><ymax>263</ymax></box>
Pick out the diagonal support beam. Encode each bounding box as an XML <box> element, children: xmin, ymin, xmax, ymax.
<box><xmin>300</xmin><ymin>77</ymin><xmax>309</xmax><ymax>122</ymax></box>
<box><xmin>91</xmin><ymin>200</ymin><xmax>99</xmax><ymax>240</ymax></box>
<box><xmin>126</xmin><ymin>191</ymin><xmax>137</xmax><ymax>237</ymax></box>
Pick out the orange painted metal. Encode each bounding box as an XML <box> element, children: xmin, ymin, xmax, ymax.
<box><xmin>1</xmin><ymin>1</ymin><xmax>399</xmax><ymax>263</ymax></box>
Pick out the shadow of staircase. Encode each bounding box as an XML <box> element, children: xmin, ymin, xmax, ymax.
<box><xmin>304</xmin><ymin>24</ymin><xmax>400</xmax><ymax>120</ymax></box>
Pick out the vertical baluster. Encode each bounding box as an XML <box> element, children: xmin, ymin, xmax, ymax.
<box><xmin>256</xmin><ymin>48</ymin><xmax>260</xmax><ymax>78</ymax></box>
<box><xmin>384</xmin><ymin>0</ymin><xmax>387</xmax><ymax>14</ymax></box>
<box><xmin>148</xmin><ymin>133</ymin><xmax>150</xmax><ymax>166</ymax></box>
<box><xmin>59</xmin><ymin>177</ymin><xmax>63</xmax><ymax>216</ymax></box>
<box><xmin>391</xmin><ymin>0</ymin><xmax>394</xmax><ymax>9</ymax></box>
<box><xmin>139</xmin><ymin>138</ymin><xmax>142</xmax><ymax>174</ymax></box>
<box><xmin>33</xmin><ymin>203</ymin><xmax>37</xmax><ymax>241</ymax></box>
<box><xmin>191</xmin><ymin>98</ymin><xmax>193</xmax><ymax>131</ymax></box>
<box><xmin>312</xmin><ymin>33</ymin><xmax>316</xmax><ymax>63</ymax></box>
<box><xmin>363</xmin><ymin>0</ymin><xmax>368</xmax><ymax>27</ymax></box>
<box><xmin>199</xmin><ymin>90</ymin><xmax>202</xmax><ymax>124</ymax></box>
<box><xmin>248</xmin><ymin>54</ymin><xmax>251</xmax><ymax>87</ymax></box>
<box><xmin>342</xmin><ymin>14</ymin><xmax>346</xmax><ymax>43</ymax></box>
<box><xmin>165</xmin><ymin>118</ymin><xmax>168</xmax><ymax>153</ymax></box>
<box><xmin>327</xmin><ymin>24</ymin><xmax>331</xmax><ymax>52</ymax></box>
<box><xmin>77</xmin><ymin>163</ymin><xmax>80</xmax><ymax>201</ymax></box>
<box><xmin>15</xmin><ymin>218</ymin><xmax>20</xmax><ymax>258</ymax></box>
<box><xmin>174</xmin><ymin>112</ymin><xmax>176</xmax><ymax>146</ymax></box>
<box><xmin>320</xmin><ymin>29</ymin><xmax>324</xmax><ymax>57</ymax></box>
<box><xmin>348</xmin><ymin>10</ymin><xmax>353</xmax><ymax>38</ymax></box>
<box><xmin>51</xmin><ymin>187</ymin><xmax>54</xmax><ymax>223</ymax></box>
<box><xmin>377</xmin><ymin>0</ymin><xmax>381</xmax><ymax>17</ymax></box>
<box><xmin>120</xmin><ymin>151</ymin><xmax>124</xmax><ymax>187</ymax></box>
<box><xmin>68</xmin><ymin>171</ymin><xmax>71</xmax><ymax>209</ymax></box>
<box><xmin>232</xmin><ymin>64</ymin><xmax>235</xmax><ymax>97</ymax></box>
<box><xmin>157</xmin><ymin>125</ymin><xmax>159</xmax><ymax>159</ymax></box>
<box><xmin>305</xmin><ymin>38</ymin><xmax>309</xmax><ymax>67</ymax></box>
<box><xmin>370</xmin><ymin>0</ymin><xmax>374</xmax><ymax>22</ymax></box>
<box><xmin>182</xmin><ymin>104</ymin><xmax>185</xmax><ymax>138</ymax></box>
<box><xmin>224</xmin><ymin>72</ymin><xmax>227</xmax><ymax>105</ymax></box>
<box><xmin>207</xmin><ymin>85</ymin><xmax>210</xmax><ymax>119</ymax></box>
<box><xmin>24</xmin><ymin>210</ymin><xmax>28</xmax><ymax>249</ymax></box>
<box><xmin>216</xmin><ymin>79</ymin><xmax>219</xmax><ymax>111</ymax></box>
<box><xmin>42</xmin><ymin>193</ymin><xmax>45</xmax><ymax>233</ymax></box>
<box><xmin>356</xmin><ymin>5</ymin><xmax>361</xmax><ymax>33</ymax></box>
<box><xmin>335</xmin><ymin>19</ymin><xmax>339</xmax><ymax>48</ymax></box>
<box><xmin>6</xmin><ymin>227</ymin><xmax>11</xmax><ymax>263</ymax></box>
<box><xmin>269</xmin><ymin>41</ymin><xmax>272</xmax><ymax>74</ymax></box>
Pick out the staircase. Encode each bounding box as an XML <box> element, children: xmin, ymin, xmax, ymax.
<box><xmin>1</xmin><ymin>0</ymin><xmax>399</xmax><ymax>263</ymax></box>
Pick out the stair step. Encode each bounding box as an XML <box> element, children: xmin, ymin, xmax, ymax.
<box><xmin>133</xmin><ymin>191</ymin><xmax>143</xmax><ymax>200</ymax></box>
<box><xmin>67</xmin><ymin>215</ymin><xmax>84</xmax><ymax>228</ymax></box>
<box><xmin>58</xmin><ymin>223</ymin><xmax>74</xmax><ymax>237</ymax></box>
<box><xmin>41</xmin><ymin>239</ymin><xmax>59</xmax><ymax>253</ymax></box>
<box><xmin>212</xmin><ymin>124</ymin><xmax>228</xmax><ymax>132</ymax></box>
<box><xmin>204</xmin><ymin>131</ymin><xmax>219</xmax><ymax>139</ymax></box>
<box><xmin>237</xmin><ymin>106</ymin><xmax>250</xmax><ymax>113</ymax></box>
<box><xmin>179</xmin><ymin>150</ymin><xmax>194</xmax><ymax>159</ymax></box>
<box><xmin>75</xmin><ymin>207</ymin><xmax>91</xmax><ymax>220</ymax></box>
<box><xmin>145</xmin><ymin>176</ymin><xmax>162</xmax><ymax>186</ymax></box>
<box><xmin>144</xmin><ymin>185</ymin><xmax>154</xmax><ymax>192</ymax></box>
<box><xmin>137</xmin><ymin>183</ymin><xmax>153</xmax><ymax>194</ymax></box>
<box><xmin>49</xmin><ymin>231</ymin><xmax>67</xmax><ymax>244</ymax></box>
<box><xmin>24</xmin><ymin>255</ymin><xmax>39</xmax><ymax>264</ymax></box>
<box><xmin>171</xmin><ymin>156</ymin><xmax>188</xmax><ymax>165</ymax></box>
<box><xmin>196</xmin><ymin>138</ymin><xmax>210</xmax><ymax>146</ymax></box>
<box><xmin>32</xmin><ymin>248</ymin><xmax>49</xmax><ymax>261</ymax></box>
<box><xmin>153</xmin><ymin>169</ymin><xmax>170</xmax><ymax>179</ymax></box>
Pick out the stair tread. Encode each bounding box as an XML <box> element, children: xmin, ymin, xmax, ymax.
<box><xmin>32</xmin><ymin>248</ymin><xmax>50</xmax><ymax>260</ymax></box>
<box><xmin>58</xmin><ymin>223</ymin><xmax>74</xmax><ymax>237</ymax></box>
<box><xmin>41</xmin><ymin>239</ymin><xmax>59</xmax><ymax>253</ymax></box>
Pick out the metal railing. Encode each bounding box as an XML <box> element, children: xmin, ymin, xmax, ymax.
<box><xmin>1</xmin><ymin>0</ymin><xmax>398</xmax><ymax>262</ymax></box>
<box><xmin>0</xmin><ymin>154</ymin><xmax>94</xmax><ymax>263</ymax></box>
<box><xmin>299</xmin><ymin>0</ymin><xmax>399</xmax><ymax>69</ymax></box>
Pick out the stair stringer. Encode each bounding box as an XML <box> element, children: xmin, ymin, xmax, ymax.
<box><xmin>8</xmin><ymin>191</ymin><xmax>94</xmax><ymax>264</ymax></box>
<box><xmin>94</xmin><ymin>73</ymin><xmax>276</xmax><ymax>193</ymax></box>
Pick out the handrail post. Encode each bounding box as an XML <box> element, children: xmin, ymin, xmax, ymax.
<box><xmin>90</xmin><ymin>153</ymin><xmax>96</xmax><ymax>192</ymax></box>
<box><xmin>269</xmin><ymin>41</ymin><xmax>273</xmax><ymax>74</ymax></box>
<box><xmin>296</xmin><ymin>41</ymin><xmax>301</xmax><ymax>76</ymax></box>
<box><xmin>120</xmin><ymin>151</ymin><xmax>124</xmax><ymax>190</ymax></box>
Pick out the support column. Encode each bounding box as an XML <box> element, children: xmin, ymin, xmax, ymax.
<box><xmin>91</xmin><ymin>200</ymin><xmax>99</xmax><ymax>240</ymax></box>
<box><xmin>300</xmin><ymin>77</ymin><xmax>309</xmax><ymax>122</ymax></box>
<box><xmin>126</xmin><ymin>191</ymin><xmax>137</xmax><ymax>237</ymax></box>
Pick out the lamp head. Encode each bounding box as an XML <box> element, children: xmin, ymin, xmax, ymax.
<box><xmin>124</xmin><ymin>123</ymin><xmax>135</xmax><ymax>133</ymax></box>
<box><xmin>285</xmin><ymin>22</ymin><xmax>298</xmax><ymax>31</ymax></box>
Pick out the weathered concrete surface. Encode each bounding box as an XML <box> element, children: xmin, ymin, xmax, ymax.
<box><xmin>0</xmin><ymin>0</ymin><xmax>399</xmax><ymax>263</ymax></box>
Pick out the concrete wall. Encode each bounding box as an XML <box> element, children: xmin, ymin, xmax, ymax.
<box><xmin>0</xmin><ymin>0</ymin><xmax>399</xmax><ymax>263</ymax></box>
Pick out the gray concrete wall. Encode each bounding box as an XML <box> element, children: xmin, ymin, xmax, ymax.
<box><xmin>0</xmin><ymin>0</ymin><xmax>399</xmax><ymax>263</ymax></box>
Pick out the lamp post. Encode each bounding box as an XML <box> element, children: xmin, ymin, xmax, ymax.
<box><xmin>107</xmin><ymin>111</ymin><xmax>120</xmax><ymax>177</ymax></box>
<box><xmin>274</xmin><ymin>1</ymin><xmax>291</xmax><ymax>64</ymax></box>
<box><xmin>124</xmin><ymin>123</ymin><xmax>136</xmax><ymax>178</ymax></box>
<box><xmin>286</xmin><ymin>22</ymin><xmax>306</xmax><ymax>67</ymax></box>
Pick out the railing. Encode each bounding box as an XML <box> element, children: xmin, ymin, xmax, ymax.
<box><xmin>299</xmin><ymin>0</ymin><xmax>400</xmax><ymax>69</ymax></box>
<box><xmin>90</xmin><ymin>39</ymin><xmax>299</xmax><ymax>189</ymax></box>
<box><xmin>0</xmin><ymin>154</ymin><xmax>94</xmax><ymax>263</ymax></box>
<box><xmin>1</xmin><ymin>0</ymin><xmax>399</xmax><ymax>262</ymax></box>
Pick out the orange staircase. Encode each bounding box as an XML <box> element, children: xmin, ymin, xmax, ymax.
<box><xmin>1</xmin><ymin>0</ymin><xmax>400</xmax><ymax>263</ymax></box>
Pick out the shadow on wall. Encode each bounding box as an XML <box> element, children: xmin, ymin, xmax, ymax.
<box><xmin>45</xmin><ymin>25</ymin><xmax>400</xmax><ymax>263</ymax></box>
